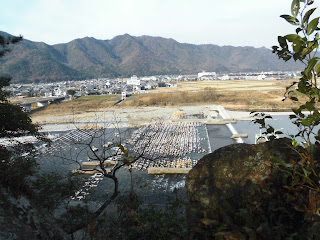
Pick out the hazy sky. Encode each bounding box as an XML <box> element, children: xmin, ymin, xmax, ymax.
<box><xmin>1</xmin><ymin>0</ymin><xmax>319</xmax><ymax>48</ymax></box>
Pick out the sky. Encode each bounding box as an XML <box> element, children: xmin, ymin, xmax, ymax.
<box><xmin>1</xmin><ymin>0</ymin><xmax>319</xmax><ymax>48</ymax></box>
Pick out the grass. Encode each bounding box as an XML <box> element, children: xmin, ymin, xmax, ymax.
<box><xmin>122</xmin><ymin>88</ymin><xmax>218</xmax><ymax>106</ymax></box>
<box><xmin>31</xmin><ymin>95</ymin><xmax>120</xmax><ymax>116</ymax></box>
<box><xmin>149</xmin><ymin>79</ymin><xmax>290</xmax><ymax>93</ymax></box>
<box><xmin>30</xmin><ymin>79</ymin><xmax>314</xmax><ymax>118</ymax></box>
<box><xmin>121</xmin><ymin>89</ymin><xmax>300</xmax><ymax>110</ymax></box>
<box><xmin>9</xmin><ymin>97</ymin><xmax>39</xmax><ymax>103</ymax></box>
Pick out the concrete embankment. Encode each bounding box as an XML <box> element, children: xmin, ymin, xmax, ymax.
<box><xmin>217</xmin><ymin>106</ymin><xmax>244</xmax><ymax>143</ymax></box>
<box><xmin>148</xmin><ymin>167</ymin><xmax>191</xmax><ymax>174</ymax></box>
<box><xmin>171</xmin><ymin>118</ymin><xmax>237</xmax><ymax>124</ymax></box>
<box><xmin>81</xmin><ymin>160</ymin><xmax>117</xmax><ymax>167</ymax></box>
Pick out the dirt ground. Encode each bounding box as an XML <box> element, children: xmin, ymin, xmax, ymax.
<box><xmin>29</xmin><ymin>79</ymin><xmax>302</xmax><ymax>124</ymax></box>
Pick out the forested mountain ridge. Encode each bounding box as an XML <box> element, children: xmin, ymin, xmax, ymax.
<box><xmin>0</xmin><ymin>31</ymin><xmax>303</xmax><ymax>83</ymax></box>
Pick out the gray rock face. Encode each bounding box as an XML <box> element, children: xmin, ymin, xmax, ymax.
<box><xmin>0</xmin><ymin>188</ymin><xmax>69</xmax><ymax>240</ymax></box>
<box><xmin>185</xmin><ymin>139</ymin><xmax>292</xmax><ymax>238</ymax></box>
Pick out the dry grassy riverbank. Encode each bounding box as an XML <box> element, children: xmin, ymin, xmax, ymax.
<box><xmin>30</xmin><ymin>79</ymin><xmax>304</xmax><ymax>125</ymax></box>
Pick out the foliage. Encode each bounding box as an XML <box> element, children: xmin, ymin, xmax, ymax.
<box><xmin>66</xmin><ymin>89</ymin><xmax>76</xmax><ymax>96</ymax></box>
<box><xmin>0</xmin><ymin>35</ymin><xmax>42</xmax><ymax>194</ymax></box>
<box><xmin>0</xmin><ymin>102</ymin><xmax>39</xmax><ymax>138</ymax></box>
<box><xmin>0</xmin><ymin>145</ymin><xmax>37</xmax><ymax>195</ymax></box>
<box><xmin>271</xmin><ymin>0</ymin><xmax>320</xmax><ymax>198</ymax></box>
<box><xmin>0</xmin><ymin>34</ymin><xmax>22</xmax><ymax>57</ymax></box>
<box><xmin>91</xmin><ymin>190</ymin><xmax>187</xmax><ymax>240</ymax></box>
<box><xmin>0</xmin><ymin>32</ymin><xmax>301</xmax><ymax>83</ymax></box>
<box><xmin>251</xmin><ymin>112</ymin><xmax>283</xmax><ymax>141</ymax></box>
<box><xmin>59</xmin><ymin>204</ymin><xmax>92</xmax><ymax>235</ymax></box>
<box><xmin>236</xmin><ymin>0</ymin><xmax>320</xmax><ymax>238</ymax></box>
<box><xmin>31</xmin><ymin>173</ymin><xmax>83</xmax><ymax>212</ymax></box>
<box><xmin>0</xmin><ymin>33</ymin><xmax>86</xmax><ymax>239</ymax></box>
<box><xmin>211</xmin><ymin>159</ymin><xmax>320</xmax><ymax>240</ymax></box>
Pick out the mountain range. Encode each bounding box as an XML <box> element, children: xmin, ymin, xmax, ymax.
<box><xmin>0</xmin><ymin>31</ymin><xmax>303</xmax><ymax>83</ymax></box>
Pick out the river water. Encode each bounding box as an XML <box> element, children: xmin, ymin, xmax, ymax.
<box><xmin>233</xmin><ymin>114</ymin><xmax>320</xmax><ymax>144</ymax></box>
<box><xmin>36</xmin><ymin>114</ymin><xmax>319</xmax><ymax>207</ymax></box>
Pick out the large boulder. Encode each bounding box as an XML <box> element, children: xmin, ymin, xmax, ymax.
<box><xmin>186</xmin><ymin>138</ymin><xmax>294</xmax><ymax>239</ymax></box>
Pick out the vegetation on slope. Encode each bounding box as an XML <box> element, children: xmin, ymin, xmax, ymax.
<box><xmin>0</xmin><ymin>31</ymin><xmax>303</xmax><ymax>83</ymax></box>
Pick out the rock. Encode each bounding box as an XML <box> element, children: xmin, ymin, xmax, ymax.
<box><xmin>0</xmin><ymin>187</ymin><xmax>69</xmax><ymax>240</ymax></box>
<box><xmin>185</xmin><ymin>138</ymin><xmax>292</xmax><ymax>239</ymax></box>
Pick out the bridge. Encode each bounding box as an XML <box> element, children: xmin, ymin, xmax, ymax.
<box><xmin>17</xmin><ymin>96</ymin><xmax>66</xmax><ymax>111</ymax></box>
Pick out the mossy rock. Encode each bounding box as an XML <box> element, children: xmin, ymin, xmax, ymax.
<box><xmin>186</xmin><ymin>138</ymin><xmax>293</xmax><ymax>239</ymax></box>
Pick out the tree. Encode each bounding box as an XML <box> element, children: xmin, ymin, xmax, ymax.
<box><xmin>0</xmin><ymin>34</ymin><xmax>85</xmax><ymax>239</ymax></box>
<box><xmin>0</xmin><ymin>34</ymin><xmax>43</xmax><ymax>193</ymax></box>
<box><xmin>246</xmin><ymin>0</ymin><xmax>320</xmax><ymax>238</ymax></box>
<box><xmin>0</xmin><ymin>34</ymin><xmax>22</xmax><ymax>57</ymax></box>
<box><xmin>66</xmin><ymin>89</ymin><xmax>76</xmax><ymax>96</ymax></box>
<box><xmin>209</xmin><ymin>1</ymin><xmax>320</xmax><ymax>238</ymax></box>
<box><xmin>52</xmin><ymin>118</ymin><xmax>154</xmax><ymax>235</ymax></box>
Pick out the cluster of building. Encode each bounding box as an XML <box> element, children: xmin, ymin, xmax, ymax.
<box><xmin>4</xmin><ymin>71</ymin><xmax>298</xmax><ymax>99</ymax></box>
<box><xmin>197</xmin><ymin>71</ymin><xmax>299</xmax><ymax>80</ymax></box>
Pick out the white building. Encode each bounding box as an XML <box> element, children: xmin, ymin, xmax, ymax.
<box><xmin>221</xmin><ymin>75</ymin><xmax>229</xmax><ymax>80</ymax></box>
<box><xmin>121</xmin><ymin>91</ymin><xmax>126</xmax><ymax>100</ymax></box>
<box><xmin>127</xmin><ymin>75</ymin><xmax>140</xmax><ymax>85</ymax></box>
<box><xmin>198</xmin><ymin>71</ymin><xmax>217</xmax><ymax>79</ymax></box>
<box><xmin>53</xmin><ymin>87</ymin><xmax>66</xmax><ymax>96</ymax></box>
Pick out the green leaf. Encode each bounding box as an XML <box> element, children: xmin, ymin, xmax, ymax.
<box><xmin>291</xmin><ymin>0</ymin><xmax>300</xmax><ymax>18</ymax></box>
<box><xmin>305</xmin><ymin>57</ymin><xmax>318</xmax><ymax>77</ymax></box>
<box><xmin>117</xmin><ymin>143</ymin><xmax>128</xmax><ymax>157</ymax></box>
<box><xmin>290</xmin><ymin>96</ymin><xmax>299</xmax><ymax>101</ymax></box>
<box><xmin>315</xmin><ymin>62</ymin><xmax>320</xmax><ymax>74</ymax></box>
<box><xmin>305</xmin><ymin>101</ymin><xmax>315</xmax><ymax>111</ymax></box>
<box><xmin>285</xmin><ymin>34</ymin><xmax>302</xmax><ymax>42</ymax></box>
<box><xmin>270</xmin><ymin>158</ymin><xmax>287</xmax><ymax>166</ymax></box>
<box><xmin>278</xmin><ymin>36</ymin><xmax>288</xmax><ymax>48</ymax></box>
<box><xmin>307</xmin><ymin>0</ymin><xmax>314</xmax><ymax>5</ymax></box>
<box><xmin>292</xmin><ymin>138</ymin><xmax>299</xmax><ymax>147</ymax></box>
<box><xmin>301</xmin><ymin>47</ymin><xmax>311</xmax><ymax>56</ymax></box>
<box><xmin>267</xmin><ymin>126</ymin><xmax>275</xmax><ymax>133</ymax></box>
<box><xmin>296</xmin><ymin>27</ymin><xmax>303</xmax><ymax>34</ymax></box>
<box><xmin>307</xmin><ymin>17</ymin><xmax>319</xmax><ymax>35</ymax></box>
<box><xmin>301</xmin><ymin>118</ymin><xmax>312</xmax><ymax>126</ymax></box>
<box><xmin>302</xmin><ymin>8</ymin><xmax>316</xmax><ymax>27</ymax></box>
<box><xmin>280</xmin><ymin>14</ymin><xmax>300</xmax><ymax>25</ymax></box>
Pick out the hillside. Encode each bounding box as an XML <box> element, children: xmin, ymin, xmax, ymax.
<box><xmin>0</xmin><ymin>31</ymin><xmax>303</xmax><ymax>83</ymax></box>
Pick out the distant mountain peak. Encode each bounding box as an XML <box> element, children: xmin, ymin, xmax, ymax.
<box><xmin>0</xmin><ymin>32</ymin><xmax>302</xmax><ymax>83</ymax></box>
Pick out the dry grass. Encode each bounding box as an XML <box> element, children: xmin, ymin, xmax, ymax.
<box><xmin>30</xmin><ymin>79</ymin><xmax>310</xmax><ymax>117</ymax></box>
<box><xmin>9</xmin><ymin>97</ymin><xmax>37</xmax><ymax>103</ymax></box>
<box><xmin>122</xmin><ymin>88</ymin><xmax>218</xmax><ymax>107</ymax></box>
<box><xmin>31</xmin><ymin>95</ymin><xmax>120</xmax><ymax>117</ymax></box>
<box><xmin>78</xmin><ymin>124</ymin><xmax>103</xmax><ymax>130</ymax></box>
<box><xmin>172</xmin><ymin>111</ymin><xmax>186</xmax><ymax>119</ymax></box>
<box><xmin>122</xmin><ymin>87</ymin><xmax>306</xmax><ymax>111</ymax></box>
<box><xmin>149</xmin><ymin>79</ymin><xmax>293</xmax><ymax>93</ymax></box>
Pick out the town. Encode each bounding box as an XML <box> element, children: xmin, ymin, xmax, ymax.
<box><xmin>5</xmin><ymin>70</ymin><xmax>298</xmax><ymax>99</ymax></box>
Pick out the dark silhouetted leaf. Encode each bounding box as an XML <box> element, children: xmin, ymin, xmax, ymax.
<box><xmin>302</xmin><ymin>8</ymin><xmax>317</xmax><ymax>27</ymax></box>
<box><xmin>280</xmin><ymin>14</ymin><xmax>300</xmax><ymax>25</ymax></box>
